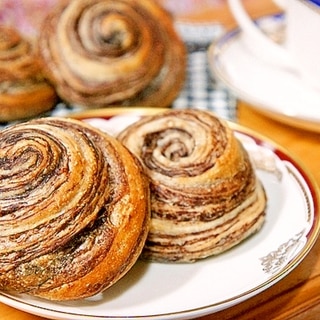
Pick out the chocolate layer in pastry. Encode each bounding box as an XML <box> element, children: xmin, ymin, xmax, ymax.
<box><xmin>0</xmin><ymin>26</ymin><xmax>57</xmax><ymax>121</ymax></box>
<box><xmin>38</xmin><ymin>0</ymin><xmax>186</xmax><ymax>108</ymax></box>
<box><xmin>0</xmin><ymin>117</ymin><xmax>150</xmax><ymax>300</ymax></box>
<box><xmin>118</xmin><ymin>109</ymin><xmax>267</xmax><ymax>262</ymax></box>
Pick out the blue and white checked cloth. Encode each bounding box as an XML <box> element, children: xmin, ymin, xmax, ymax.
<box><xmin>171</xmin><ymin>21</ymin><xmax>236</xmax><ymax>120</ymax></box>
<box><xmin>172</xmin><ymin>50</ymin><xmax>236</xmax><ymax>120</ymax></box>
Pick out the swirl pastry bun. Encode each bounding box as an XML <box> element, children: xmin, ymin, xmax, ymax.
<box><xmin>118</xmin><ymin>109</ymin><xmax>267</xmax><ymax>263</ymax></box>
<box><xmin>0</xmin><ymin>27</ymin><xmax>57</xmax><ymax>122</ymax></box>
<box><xmin>38</xmin><ymin>0</ymin><xmax>186</xmax><ymax>108</ymax></box>
<box><xmin>0</xmin><ymin>117</ymin><xmax>150</xmax><ymax>300</ymax></box>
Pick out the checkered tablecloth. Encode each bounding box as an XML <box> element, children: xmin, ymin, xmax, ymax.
<box><xmin>172</xmin><ymin>50</ymin><xmax>236</xmax><ymax>120</ymax></box>
<box><xmin>171</xmin><ymin>21</ymin><xmax>237</xmax><ymax>121</ymax></box>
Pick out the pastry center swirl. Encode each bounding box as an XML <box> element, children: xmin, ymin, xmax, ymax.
<box><xmin>0</xmin><ymin>130</ymin><xmax>68</xmax><ymax>212</ymax></box>
<box><xmin>0</xmin><ymin>120</ymin><xmax>117</xmax><ymax>272</ymax></box>
<box><xmin>66</xmin><ymin>1</ymin><xmax>159</xmax><ymax>61</ymax></box>
<box><xmin>0</xmin><ymin>27</ymin><xmax>40</xmax><ymax>82</ymax></box>
<box><xmin>0</xmin><ymin>27</ymin><xmax>29</xmax><ymax>59</ymax></box>
<box><xmin>96</xmin><ymin>14</ymin><xmax>136</xmax><ymax>52</ymax></box>
<box><xmin>140</xmin><ymin>118</ymin><xmax>228</xmax><ymax>177</ymax></box>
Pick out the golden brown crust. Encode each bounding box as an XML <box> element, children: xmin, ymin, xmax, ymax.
<box><xmin>118</xmin><ymin>109</ymin><xmax>267</xmax><ymax>262</ymax></box>
<box><xmin>0</xmin><ymin>117</ymin><xmax>150</xmax><ymax>300</ymax></box>
<box><xmin>38</xmin><ymin>0</ymin><xmax>186</xmax><ymax>108</ymax></box>
<box><xmin>0</xmin><ymin>27</ymin><xmax>57</xmax><ymax>122</ymax></box>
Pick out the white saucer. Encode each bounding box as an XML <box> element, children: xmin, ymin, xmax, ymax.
<box><xmin>208</xmin><ymin>14</ymin><xmax>320</xmax><ymax>132</ymax></box>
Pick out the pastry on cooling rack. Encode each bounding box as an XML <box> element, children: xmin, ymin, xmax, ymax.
<box><xmin>0</xmin><ymin>117</ymin><xmax>150</xmax><ymax>300</ymax></box>
<box><xmin>38</xmin><ymin>0</ymin><xmax>186</xmax><ymax>108</ymax></box>
<box><xmin>0</xmin><ymin>26</ymin><xmax>57</xmax><ymax>122</ymax></box>
<box><xmin>118</xmin><ymin>109</ymin><xmax>267</xmax><ymax>263</ymax></box>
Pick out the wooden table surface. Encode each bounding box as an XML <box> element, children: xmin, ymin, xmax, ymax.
<box><xmin>2</xmin><ymin>1</ymin><xmax>320</xmax><ymax>319</ymax></box>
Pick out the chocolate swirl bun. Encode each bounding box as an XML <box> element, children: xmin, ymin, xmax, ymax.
<box><xmin>0</xmin><ymin>27</ymin><xmax>57</xmax><ymax>122</ymax></box>
<box><xmin>118</xmin><ymin>109</ymin><xmax>267</xmax><ymax>262</ymax></box>
<box><xmin>0</xmin><ymin>118</ymin><xmax>150</xmax><ymax>300</ymax></box>
<box><xmin>38</xmin><ymin>0</ymin><xmax>186</xmax><ymax>108</ymax></box>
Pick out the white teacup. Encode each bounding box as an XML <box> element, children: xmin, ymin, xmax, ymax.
<box><xmin>227</xmin><ymin>0</ymin><xmax>320</xmax><ymax>91</ymax></box>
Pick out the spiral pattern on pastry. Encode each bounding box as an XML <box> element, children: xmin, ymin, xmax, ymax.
<box><xmin>118</xmin><ymin>109</ymin><xmax>267</xmax><ymax>262</ymax></box>
<box><xmin>0</xmin><ymin>26</ymin><xmax>57</xmax><ymax>122</ymax></box>
<box><xmin>0</xmin><ymin>117</ymin><xmax>150</xmax><ymax>300</ymax></box>
<box><xmin>38</xmin><ymin>0</ymin><xmax>186</xmax><ymax>108</ymax></box>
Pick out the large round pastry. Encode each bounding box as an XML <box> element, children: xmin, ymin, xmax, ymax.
<box><xmin>0</xmin><ymin>26</ymin><xmax>57</xmax><ymax>122</ymax></box>
<box><xmin>0</xmin><ymin>117</ymin><xmax>150</xmax><ymax>300</ymax></box>
<box><xmin>118</xmin><ymin>109</ymin><xmax>267</xmax><ymax>263</ymax></box>
<box><xmin>38</xmin><ymin>0</ymin><xmax>186</xmax><ymax>108</ymax></box>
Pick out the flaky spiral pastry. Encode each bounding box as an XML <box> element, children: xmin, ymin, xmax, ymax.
<box><xmin>0</xmin><ymin>26</ymin><xmax>57</xmax><ymax>122</ymax></box>
<box><xmin>0</xmin><ymin>117</ymin><xmax>150</xmax><ymax>300</ymax></box>
<box><xmin>118</xmin><ymin>109</ymin><xmax>266</xmax><ymax>262</ymax></box>
<box><xmin>38</xmin><ymin>0</ymin><xmax>186</xmax><ymax>108</ymax></box>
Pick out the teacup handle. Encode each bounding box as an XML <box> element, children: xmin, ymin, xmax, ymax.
<box><xmin>227</xmin><ymin>0</ymin><xmax>295</xmax><ymax>70</ymax></box>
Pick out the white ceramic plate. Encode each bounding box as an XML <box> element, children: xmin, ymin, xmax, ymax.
<box><xmin>0</xmin><ymin>109</ymin><xmax>319</xmax><ymax>320</ymax></box>
<box><xmin>208</xmin><ymin>14</ymin><xmax>320</xmax><ymax>132</ymax></box>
